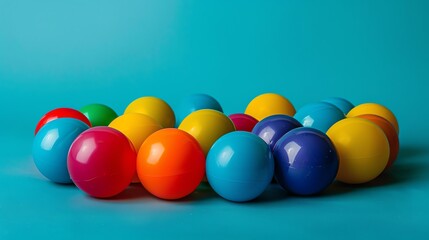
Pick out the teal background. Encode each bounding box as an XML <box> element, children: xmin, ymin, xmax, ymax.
<box><xmin>1</xmin><ymin>0</ymin><xmax>428</xmax><ymax>239</ymax></box>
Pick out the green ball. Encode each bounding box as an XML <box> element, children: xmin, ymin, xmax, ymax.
<box><xmin>80</xmin><ymin>104</ymin><xmax>118</xmax><ymax>127</ymax></box>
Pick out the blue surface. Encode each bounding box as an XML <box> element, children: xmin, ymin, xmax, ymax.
<box><xmin>1</xmin><ymin>0</ymin><xmax>429</xmax><ymax>239</ymax></box>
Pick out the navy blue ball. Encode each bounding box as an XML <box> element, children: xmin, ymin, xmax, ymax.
<box><xmin>273</xmin><ymin>127</ymin><xmax>339</xmax><ymax>195</ymax></box>
<box><xmin>252</xmin><ymin>114</ymin><xmax>302</xmax><ymax>151</ymax></box>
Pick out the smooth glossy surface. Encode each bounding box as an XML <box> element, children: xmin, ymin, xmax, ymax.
<box><xmin>252</xmin><ymin>114</ymin><xmax>302</xmax><ymax>151</ymax></box>
<box><xmin>176</xmin><ymin>94</ymin><xmax>223</xmax><ymax>126</ymax></box>
<box><xmin>294</xmin><ymin>102</ymin><xmax>345</xmax><ymax>132</ymax></box>
<box><xmin>68</xmin><ymin>127</ymin><xmax>136</xmax><ymax>198</ymax></box>
<box><xmin>178</xmin><ymin>109</ymin><xmax>235</xmax><ymax>155</ymax></box>
<box><xmin>245</xmin><ymin>93</ymin><xmax>296</xmax><ymax>121</ymax></box>
<box><xmin>273</xmin><ymin>127</ymin><xmax>339</xmax><ymax>195</ymax></box>
<box><xmin>327</xmin><ymin>118</ymin><xmax>390</xmax><ymax>184</ymax></box>
<box><xmin>32</xmin><ymin>118</ymin><xmax>89</xmax><ymax>183</ymax></box>
<box><xmin>206</xmin><ymin>131</ymin><xmax>274</xmax><ymax>202</ymax></box>
<box><xmin>124</xmin><ymin>96</ymin><xmax>175</xmax><ymax>128</ymax></box>
<box><xmin>137</xmin><ymin>128</ymin><xmax>205</xmax><ymax>200</ymax></box>
<box><xmin>228</xmin><ymin>113</ymin><xmax>259</xmax><ymax>132</ymax></box>
<box><xmin>80</xmin><ymin>103</ymin><xmax>118</xmax><ymax>127</ymax></box>
<box><xmin>347</xmin><ymin>103</ymin><xmax>399</xmax><ymax>134</ymax></box>
<box><xmin>357</xmin><ymin>114</ymin><xmax>399</xmax><ymax>169</ymax></box>
<box><xmin>34</xmin><ymin>108</ymin><xmax>91</xmax><ymax>135</ymax></box>
<box><xmin>322</xmin><ymin>97</ymin><xmax>355</xmax><ymax>115</ymax></box>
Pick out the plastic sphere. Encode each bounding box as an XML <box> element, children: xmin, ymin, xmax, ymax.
<box><xmin>228</xmin><ymin>113</ymin><xmax>259</xmax><ymax>132</ymax></box>
<box><xmin>206</xmin><ymin>131</ymin><xmax>274</xmax><ymax>202</ymax></box>
<box><xmin>294</xmin><ymin>102</ymin><xmax>345</xmax><ymax>132</ymax></box>
<box><xmin>176</xmin><ymin>94</ymin><xmax>223</xmax><ymax>126</ymax></box>
<box><xmin>245</xmin><ymin>93</ymin><xmax>296</xmax><ymax>121</ymax></box>
<box><xmin>273</xmin><ymin>127</ymin><xmax>339</xmax><ymax>195</ymax></box>
<box><xmin>252</xmin><ymin>114</ymin><xmax>302</xmax><ymax>151</ymax></box>
<box><xmin>124</xmin><ymin>96</ymin><xmax>175</xmax><ymax>128</ymax></box>
<box><xmin>108</xmin><ymin>113</ymin><xmax>162</xmax><ymax>183</ymax></box>
<box><xmin>357</xmin><ymin>114</ymin><xmax>399</xmax><ymax>169</ymax></box>
<box><xmin>34</xmin><ymin>108</ymin><xmax>91</xmax><ymax>135</ymax></box>
<box><xmin>178</xmin><ymin>109</ymin><xmax>235</xmax><ymax>155</ymax></box>
<box><xmin>347</xmin><ymin>103</ymin><xmax>399</xmax><ymax>134</ymax></box>
<box><xmin>68</xmin><ymin>127</ymin><xmax>136</xmax><ymax>198</ymax></box>
<box><xmin>80</xmin><ymin>103</ymin><xmax>118</xmax><ymax>127</ymax></box>
<box><xmin>326</xmin><ymin>118</ymin><xmax>389</xmax><ymax>184</ymax></box>
<box><xmin>32</xmin><ymin>118</ymin><xmax>89</xmax><ymax>183</ymax></box>
<box><xmin>136</xmin><ymin>129</ymin><xmax>205</xmax><ymax>200</ymax></box>
<box><xmin>322</xmin><ymin>97</ymin><xmax>354</xmax><ymax>115</ymax></box>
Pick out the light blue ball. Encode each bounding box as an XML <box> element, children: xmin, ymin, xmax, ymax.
<box><xmin>294</xmin><ymin>102</ymin><xmax>345</xmax><ymax>132</ymax></box>
<box><xmin>322</xmin><ymin>97</ymin><xmax>354</xmax><ymax>115</ymax></box>
<box><xmin>175</xmin><ymin>94</ymin><xmax>223</xmax><ymax>127</ymax></box>
<box><xmin>32</xmin><ymin>118</ymin><xmax>89</xmax><ymax>183</ymax></box>
<box><xmin>206</xmin><ymin>131</ymin><xmax>274</xmax><ymax>202</ymax></box>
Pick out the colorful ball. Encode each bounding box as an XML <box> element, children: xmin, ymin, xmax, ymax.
<box><xmin>68</xmin><ymin>127</ymin><xmax>136</xmax><ymax>198</ymax></box>
<box><xmin>252</xmin><ymin>114</ymin><xmax>302</xmax><ymax>151</ymax></box>
<box><xmin>206</xmin><ymin>131</ymin><xmax>274</xmax><ymax>202</ymax></box>
<box><xmin>228</xmin><ymin>113</ymin><xmax>259</xmax><ymax>132</ymax></box>
<box><xmin>357</xmin><ymin>114</ymin><xmax>399</xmax><ymax>169</ymax></box>
<box><xmin>136</xmin><ymin>129</ymin><xmax>205</xmax><ymax>200</ymax></box>
<box><xmin>326</xmin><ymin>118</ymin><xmax>390</xmax><ymax>184</ymax></box>
<box><xmin>176</xmin><ymin>94</ymin><xmax>223</xmax><ymax>126</ymax></box>
<box><xmin>322</xmin><ymin>97</ymin><xmax>354</xmax><ymax>115</ymax></box>
<box><xmin>273</xmin><ymin>127</ymin><xmax>339</xmax><ymax>195</ymax></box>
<box><xmin>347</xmin><ymin>103</ymin><xmax>399</xmax><ymax>134</ymax></box>
<box><xmin>124</xmin><ymin>96</ymin><xmax>175</xmax><ymax>128</ymax></box>
<box><xmin>294</xmin><ymin>102</ymin><xmax>345</xmax><ymax>132</ymax></box>
<box><xmin>245</xmin><ymin>93</ymin><xmax>296</xmax><ymax>121</ymax></box>
<box><xmin>80</xmin><ymin>103</ymin><xmax>118</xmax><ymax>127</ymax></box>
<box><xmin>32</xmin><ymin>118</ymin><xmax>89</xmax><ymax>183</ymax></box>
<box><xmin>108</xmin><ymin>113</ymin><xmax>163</xmax><ymax>183</ymax></box>
<box><xmin>178</xmin><ymin>109</ymin><xmax>235</xmax><ymax>155</ymax></box>
<box><xmin>34</xmin><ymin>108</ymin><xmax>91</xmax><ymax>135</ymax></box>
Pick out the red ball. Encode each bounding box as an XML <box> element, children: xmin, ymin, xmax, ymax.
<box><xmin>228</xmin><ymin>113</ymin><xmax>259</xmax><ymax>132</ymax></box>
<box><xmin>35</xmin><ymin>108</ymin><xmax>91</xmax><ymax>135</ymax></box>
<box><xmin>68</xmin><ymin>127</ymin><xmax>136</xmax><ymax>198</ymax></box>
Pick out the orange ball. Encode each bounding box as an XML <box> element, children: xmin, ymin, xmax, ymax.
<box><xmin>356</xmin><ymin>114</ymin><xmax>399</xmax><ymax>169</ymax></box>
<box><xmin>136</xmin><ymin>129</ymin><xmax>205</xmax><ymax>200</ymax></box>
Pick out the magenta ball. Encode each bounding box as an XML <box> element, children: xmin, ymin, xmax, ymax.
<box><xmin>228</xmin><ymin>113</ymin><xmax>259</xmax><ymax>132</ymax></box>
<box><xmin>67</xmin><ymin>127</ymin><xmax>136</xmax><ymax>198</ymax></box>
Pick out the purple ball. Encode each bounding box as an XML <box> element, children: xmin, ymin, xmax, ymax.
<box><xmin>273</xmin><ymin>127</ymin><xmax>339</xmax><ymax>195</ymax></box>
<box><xmin>252</xmin><ymin>114</ymin><xmax>302</xmax><ymax>151</ymax></box>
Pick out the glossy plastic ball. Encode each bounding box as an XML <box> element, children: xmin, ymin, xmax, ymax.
<box><xmin>124</xmin><ymin>96</ymin><xmax>175</xmax><ymax>128</ymax></box>
<box><xmin>108</xmin><ymin>113</ymin><xmax>163</xmax><ymax>183</ymax></box>
<box><xmin>34</xmin><ymin>108</ymin><xmax>91</xmax><ymax>135</ymax></box>
<box><xmin>273</xmin><ymin>127</ymin><xmax>339</xmax><ymax>195</ymax></box>
<box><xmin>326</xmin><ymin>118</ymin><xmax>389</xmax><ymax>184</ymax></box>
<box><xmin>228</xmin><ymin>113</ymin><xmax>259</xmax><ymax>132</ymax></box>
<box><xmin>206</xmin><ymin>131</ymin><xmax>274</xmax><ymax>202</ymax></box>
<box><xmin>68</xmin><ymin>127</ymin><xmax>136</xmax><ymax>198</ymax></box>
<box><xmin>178</xmin><ymin>109</ymin><xmax>235</xmax><ymax>155</ymax></box>
<box><xmin>322</xmin><ymin>97</ymin><xmax>354</xmax><ymax>115</ymax></box>
<box><xmin>357</xmin><ymin>114</ymin><xmax>399</xmax><ymax>169</ymax></box>
<box><xmin>252</xmin><ymin>114</ymin><xmax>302</xmax><ymax>151</ymax></box>
<box><xmin>32</xmin><ymin>118</ymin><xmax>89</xmax><ymax>183</ymax></box>
<box><xmin>176</xmin><ymin>94</ymin><xmax>223</xmax><ymax>126</ymax></box>
<box><xmin>294</xmin><ymin>102</ymin><xmax>345</xmax><ymax>132</ymax></box>
<box><xmin>347</xmin><ymin>103</ymin><xmax>399</xmax><ymax>134</ymax></box>
<box><xmin>80</xmin><ymin>103</ymin><xmax>118</xmax><ymax>127</ymax></box>
<box><xmin>137</xmin><ymin>129</ymin><xmax>205</xmax><ymax>200</ymax></box>
<box><xmin>245</xmin><ymin>93</ymin><xmax>296</xmax><ymax>121</ymax></box>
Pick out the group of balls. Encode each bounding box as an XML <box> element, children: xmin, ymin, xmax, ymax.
<box><xmin>32</xmin><ymin>93</ymin><xmax>399</xmax><ymax>202</ymax></box>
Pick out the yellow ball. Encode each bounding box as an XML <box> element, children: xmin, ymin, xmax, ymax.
<box><xmin>108</xmin><ymin>113</ymin><xmax>162</xmax><ymax>152</ymax></box>
<box><xmin>347</xmin><ymin>103</ymin><xmax>399</xmax><ymax>134</ymax></box>
<box><xmin>124</xmin><ymin>96</ymin><xmax>175</xmax><ymax>128</ymax></box>
<box><xmin>326</xmin><ymin>118</ymin><xmax>390</xmax><ymax>184</ymax></box>
<box><xmin>245</xmin><ymin>93</ymin><xmax>296</xmax><ymax>121</ymax></box>
<box><xmin>178</xmin><ymin>109</ymin><xmax>236</xmax><ymax>155</ymax></box>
